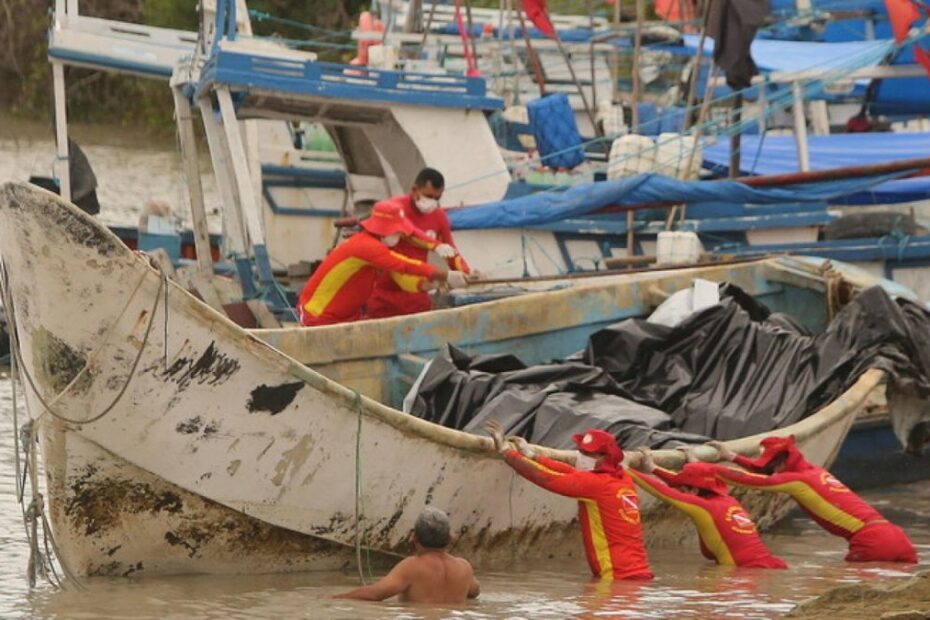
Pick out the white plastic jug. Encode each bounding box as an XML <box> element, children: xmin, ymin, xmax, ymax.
<box><xmin>656</xmin><ymin>231</ymin><xmax>703</xmax><ymax>264</ymax></box>
<box><xmin>607</xmin><ymin>134</ymin><xmax>656</xmax><ymax>180</ymax></box>
<box><xmin>655</xmin><ymin>132</ymin><xmax>703</xmax><ymax>179</ymax></box>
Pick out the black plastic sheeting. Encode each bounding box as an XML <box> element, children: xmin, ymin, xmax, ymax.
<box><xmin>407</xmin><ymin>284</ymin><xmax>930</xmax><ymax>450</ymax></box>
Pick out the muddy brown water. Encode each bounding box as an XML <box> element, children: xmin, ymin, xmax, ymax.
<box><xmin>2</xmin><ymin>125</ymin><xmax>930</xmax><ymax>619</ymax></box>
<box><xmin>1</xmin><ymin>370</ymin><xmax>927</xmax><ymax>620</ymax></box>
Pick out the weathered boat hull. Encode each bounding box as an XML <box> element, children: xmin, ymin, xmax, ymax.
<box><xmin>0</xmin><ymin>182</ymin><xmax>882</xmax><ymax>577</ymax></box>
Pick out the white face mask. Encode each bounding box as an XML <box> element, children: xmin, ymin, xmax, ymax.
<box><xmin>416</xmin><ymin>197</ymin><xmax>440</xmax><ymax>213</ymax></box>
<box><xmin>381</xmin><ymin>233</ymin><xmax>401</xmax><ymax>247</ymax></box>
<box><xmin>575</xmin><ymin>452</ymin><xmax>598</xmax><ymax>472</ymax></box>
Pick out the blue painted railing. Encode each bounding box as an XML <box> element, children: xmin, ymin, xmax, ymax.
<box><xmin>199</xmin><ymin>0</ymin><xmax>501</xmax><ymax>110</ymax></box>
<box><xmin>198</xmin><ymin>49</ymin><xmax>503</xmax><ymax>110</ymax></box>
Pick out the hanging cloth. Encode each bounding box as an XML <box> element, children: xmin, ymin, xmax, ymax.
<box><xmin>705</xmin><ymin>0</ymin><xmax>769</xmax><ymax>90</ymax></box>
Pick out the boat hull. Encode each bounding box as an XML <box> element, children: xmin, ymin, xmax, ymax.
<box><xmin>0</xmin><ymin>182</ymin><xmax>880</xmax><ymax>577</ymax></box>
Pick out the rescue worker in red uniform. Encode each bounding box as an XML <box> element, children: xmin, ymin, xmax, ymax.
<box><xmin>629</xmin><ymin>447</ymin><xmax>787</xmax><ymax>569</ymax></box>
<box><xmin>486</xmin><ymin>421</ymin><xmax>654</xmax><ymax>581</ymax></box>
<box><xmin>367</xmin><ymin>168</ymin><xmax>471</xmax><ymax>319</ymax></box>
<box><xmin>296</xmin><ymin>202</ymin><xmax>468</xmax><ymax>326</ymax></box>
<box><xmin>709</xmin><ymin>435</ymin><xmax>917</xmax><ymax>563</ymax></box>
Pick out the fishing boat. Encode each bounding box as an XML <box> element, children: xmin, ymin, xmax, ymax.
<box><xmin>0</xmin><ymin>181</ymin><xmax>905</xmax><ymax>577</ymax></box>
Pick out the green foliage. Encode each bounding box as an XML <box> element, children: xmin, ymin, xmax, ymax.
<box><xmin>1</xmin><ymin>0</ymin><xmax>368</xmax><ymax>129</ymax></box>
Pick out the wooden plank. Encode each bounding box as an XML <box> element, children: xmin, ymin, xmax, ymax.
<box><xmin>172</xmin><ymin>87</ymin><xmax>214</xmax><ymax>278</ymax></box>
<box><xmin>198</xmin><ymin>95</ymin><xmax>248</xmax><ymax>256</ymax></box>
<box><xmin>216</xmin><ymin>86</ymin><xmax>267</xmax><ymax>247</ymax></box>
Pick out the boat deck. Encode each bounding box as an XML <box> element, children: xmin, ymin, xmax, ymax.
<box><xmin>48</xmin><ymin>13</ymin><xmax>197</xmax><ymax>78</ymax></box>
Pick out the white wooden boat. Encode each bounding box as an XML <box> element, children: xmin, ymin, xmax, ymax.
<box><xmin>0</xmin><ymin>182</ymin><xmax>886</xmax><ymax>577</ymax></box>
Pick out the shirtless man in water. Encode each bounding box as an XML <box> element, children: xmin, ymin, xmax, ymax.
<box><xmin>334</xmin><ymin>507</ymin><xmax>480</xmax><ymax>604</ymax></box>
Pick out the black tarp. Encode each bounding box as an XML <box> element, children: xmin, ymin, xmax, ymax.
<box><xmin>407</xmin><ymin>285</ymin><xmax>930</xmax><ymax>450</ymax></box>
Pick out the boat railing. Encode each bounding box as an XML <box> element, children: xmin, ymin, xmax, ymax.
<box><xmin>48</xmin><ymin>13</ymin><xmax>198</xmax><ymax>79</ymax></box>
<box><xmin>196</xmin><ymin>39</ymin><xmax>502</xmax><ymax>110</ymax></box>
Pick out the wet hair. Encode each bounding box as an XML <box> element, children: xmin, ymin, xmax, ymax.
<box><xmin>414</xmin><ymin>506</ymin><xmax>451</xmax><ymax>549</ymax></box>
<box><xmin>414</xmin><ymin>168</ymin><xmax>445</xmax><ymax>190</ymax></box>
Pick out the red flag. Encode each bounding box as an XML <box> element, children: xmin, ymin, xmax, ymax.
<box><xmin>522</xmin><ymin>0</ymin><xmax>556</xmax><ymax>38</ymax></box>
<box><xmin>884</xmin><ymin>0</ymin><xmax>920</xmax><ymax>41</ymax></box>
<box><xmin>655</xmin><ymin>0</ymin><xmax>696</xmax><ymax>22</ymax></box>
<box><xmin>884</xmin><ymin>0</ymin><xmax>930</xmax><ymax>78</ymax></box>
<box><xmin>916</xmin><ymin>46</ymin><xmax>930</xmax><ymax>74</ymax></box>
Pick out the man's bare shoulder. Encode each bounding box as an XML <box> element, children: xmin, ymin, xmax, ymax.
<box><xmin>450</xmin><ymin>554</ymin><xmax>474</xmax><ymax>571</ymax></box>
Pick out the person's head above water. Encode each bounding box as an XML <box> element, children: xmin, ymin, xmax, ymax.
<box><xmin>413</xmin><ymin>506</ymin><xmax>451</xmax><ymax>550</ymax></box>
<box><xmin>572</xmin><ymin>429</ymin><xmax>624</xmax><ymax>472</ymax></box>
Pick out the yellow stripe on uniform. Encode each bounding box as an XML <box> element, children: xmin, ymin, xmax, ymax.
<box><xmin>518</xmin><ymin>456</ymin><xmax>567</xmax><ymax>477</ymax></box>
<box><xmin>304</xmin><ymin>256</ymin><xmax>368</xmax><ymax>317</ymax></box>
<box><xmin>630</xmin><ymin>472</ymin><xmax>735</xmax><ymax>566</ymax></box>
<box><xmin>390</xmin><ymin>271</ymin><xmax>425</xmax><ymax>293</ymax></box>
<box><xmin>582</xmin><ymin>499</ymin><xmax>613</xmax><ymax>578</ymax></box>
<box><xmin>725</xmin><ymin>477</ymin><xmax>866</xmax><ymax>534</ymax></box>
<box><xmin>388</xmin><ymin>250</ymin><xmax>426</xmax><ymax>265</ymax></box>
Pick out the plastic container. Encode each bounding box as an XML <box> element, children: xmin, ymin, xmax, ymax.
<box><xmin>526</xmin><ymin>93</ymin><xmax>585</xmax><ymax>169</ymax></box>
<box><xmin>596</xmin><ymin>101</ymin><xmax>627</xmax><ymax>138</ymax></box>
<box><xmin>656</xmin><ymin>231</ymin><xmax>703</xmax><ymax>264</ymax></box>
<box><xmin>655</xmin><ymin>132</ymin><xmax>702</xmax><ymax>179</ymax></box>
<box><xmin>607</xmin><ymin>134</ymin><xmax>656</xmax><ymax>179</ymax></box>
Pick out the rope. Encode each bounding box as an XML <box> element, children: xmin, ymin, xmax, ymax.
<box><xmin>3</xmin><ymin>259</ymin><xmax>164</xmax><ymax>426</ymax></box>
<box><xmin>247</xmin><ymin>9</ymin><xmax>352</xmax><ymax>38</ymax></box>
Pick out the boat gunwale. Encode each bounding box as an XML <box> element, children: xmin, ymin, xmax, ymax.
<box><xmin>0</xmin><ymin>182</ymin><xmax>887</xmax><ymax>468</ymax></box>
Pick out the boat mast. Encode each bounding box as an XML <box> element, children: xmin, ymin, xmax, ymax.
<box><xmin>516</xmin><ymin>0</ymin><xmax>547</xmax><ymax>95</ymax></box>
<box><xmin>630</xmin><ymin>0</ymin><xmax>644</xmax><ymax>131</ymax></box>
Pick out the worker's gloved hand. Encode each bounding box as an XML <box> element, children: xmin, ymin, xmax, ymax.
<box><xmin>707</xmin><ymin>440</ymin><xmax>736</xmax><ymax>462</ymax></box>
<box><xmin>510</xmin><ymin>436</ymin><xmax>536</xmax><ymax>459</ymax></box>
<box><xmin>485</xmin><ymin>420</ymin><xmax>508</xmax><ymax>454</ymax></box>
<box><xmin>421</xmin><ymin>279</ymin><xmax>442</xmax><ymax>292</ymax></box>
<box><xmin>447</xmin><ymin>270</ymin><xmax>468</xmax><ymax>289</ymax></box>
<box><xmin>434</xmin><ymin>243</ymin><xmax>457</xmax><ymax>259</ymax></box>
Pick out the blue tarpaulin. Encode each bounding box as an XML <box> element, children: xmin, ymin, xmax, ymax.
<box><xmin>680</xmin><ymin>34</ymin><xmax>894</xmax><ymax>74</ymax></box>
<box><xmin>702</xmin><ymin>133</ymin><xmax>930</xmax><ymax>204</ymax></box>
<box><xmin>447</xmin><ymin>170</ymin><xmax>907</xmax><ymax>229</ymax></box>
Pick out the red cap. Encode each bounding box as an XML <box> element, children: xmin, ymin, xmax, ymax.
<box><xmin>360</xmin><ymin>202</ymin><xmax>415</xmax><ymax>237</ymax></box>
<box><xmin>572</xmin><ymin>430</ymin><xmax>623</xmax><ymax>465</ymax></box>
<box><xmin>663</xmin><ymin>462</ymin><xmax>729</xmax><ymax>496</ymax></box>
<box><xmin>746</xmin><ymin>435</ymin><xmax>805</xmax><ymax>471</ymax></box>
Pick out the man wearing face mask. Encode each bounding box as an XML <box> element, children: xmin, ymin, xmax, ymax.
<box><xmin>296</xmin><ymin>202</ymin><xmax>468</xmax><ymax>326</ymax></box>
<box><xmin>367</xmin><ymin>168</ymin><xmax>472</xmax><ymax>319</ymax></box>
<box><xmin>486</xmin><ymin>421</ymin><xmax>654</xmax><ymax>581</ymax></box>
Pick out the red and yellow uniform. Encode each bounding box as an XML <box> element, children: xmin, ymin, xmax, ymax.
<box><xmin>368</xmin><ymin>194</ymin><xmax>470</xmax><ymax>319</ymax></box>
<box><xmin>628</xmin><ymin>463</ymin><xmax>787</xmax><ymax>569</ymax></box>
<box><xmin>503</xmin><ymin>449</ymin><xmax>654</xmax><ymax>580</ymax></box>
<box><xmin>714</xmin><ymin>436</ymin><xmax>917</xmax><ymax>563</ymax></box>
<box><xmin>296</xmin><ymin>231</ymin><xmax>437</xmax><ymax>326</ymax></box>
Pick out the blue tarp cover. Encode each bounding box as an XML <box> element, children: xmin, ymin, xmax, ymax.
<box><xmin>702</xmin><ymin>132</ymin><xmax>930</xmax><ymax>205</ymax></box>
<box><xmin>680</xmin><ymin>34</ymin><xmax>893</xmax><ymax>74</ymax></box>
<box><xmin>447</xmin><ymin>170</ymin><xmax>906</xmax><ymax>230</ymax></box>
